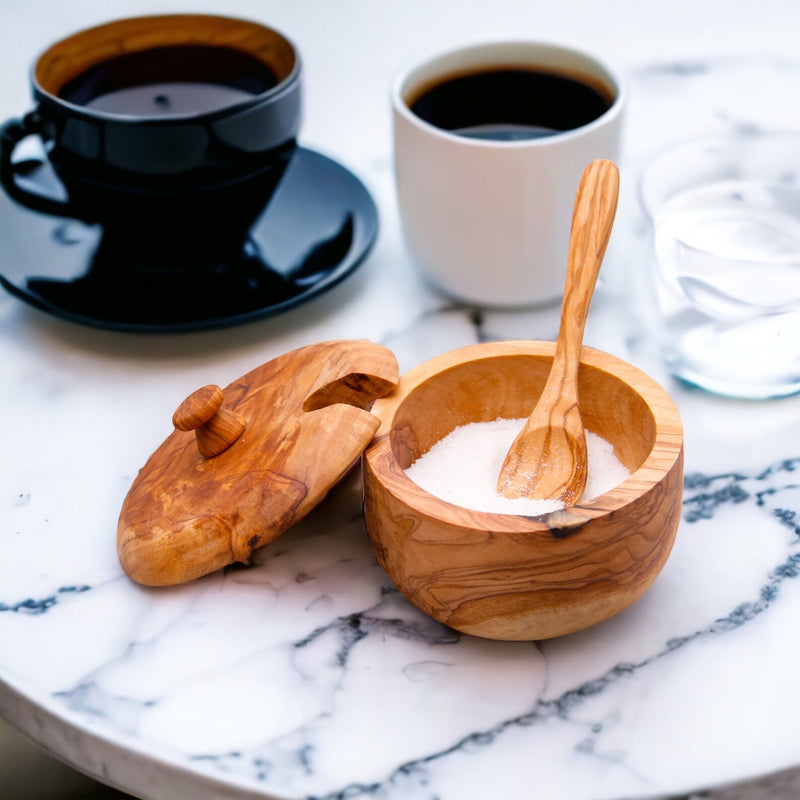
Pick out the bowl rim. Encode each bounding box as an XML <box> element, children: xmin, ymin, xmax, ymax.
<box><xmin>366</xmin><ymin>339</ymin><xmax>684</xmax><ymax>533</ymax></box>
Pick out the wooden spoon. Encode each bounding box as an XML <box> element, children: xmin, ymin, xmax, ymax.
<box><xmin>496</xmin><ymin>158</ymin><xmax>620</xmax><ymax>505</ymax></box>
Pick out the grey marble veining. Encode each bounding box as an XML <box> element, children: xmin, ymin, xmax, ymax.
<box><xmin>2</xmin><ymin>2</ymin><xmax>800</xmax><ymax>799</ymax></box>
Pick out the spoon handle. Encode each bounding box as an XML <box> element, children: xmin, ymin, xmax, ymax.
<box><xmin>553</xmin><ymin>159</ymin><xmax>620</xmax><ymax>384</ymax></box>
<box><xmin>496</xmin><ymin>159</ymin><xmax>620</xmax><ymax>503</ymax></box>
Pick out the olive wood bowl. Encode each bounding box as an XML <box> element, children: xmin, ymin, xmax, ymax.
<box><xmin>363</xmin><ymin>340</ymin><xmax>684</xmax><ymax>641</ymax></box>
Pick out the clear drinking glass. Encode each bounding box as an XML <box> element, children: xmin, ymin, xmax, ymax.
<box><xmin>639</xmin><ymin>131</ymin><xmax>800</xmax><ymax>399</ymax></box>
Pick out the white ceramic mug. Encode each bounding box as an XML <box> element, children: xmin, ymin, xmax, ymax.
<box><xmin>392</xmin><ymin>41</ymin><xmax>625</xmax><ymax>307</ymax></box>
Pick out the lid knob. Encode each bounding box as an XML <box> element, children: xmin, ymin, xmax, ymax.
<box><xmin>172</xmin><ymin>385</ymin><xmax>246</xmax><ymax>458</ymax></box>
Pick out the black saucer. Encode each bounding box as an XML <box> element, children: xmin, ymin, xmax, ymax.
<box><xmin>0</xmin><ymin>147</ymin><xmax>378</xmax><ymax>332</ymax></box>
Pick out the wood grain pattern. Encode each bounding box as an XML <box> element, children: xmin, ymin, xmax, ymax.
<box><xmin>118</xmin><ymin>340</ymin><xmax>399</xmax><ymax>586</ymax></box>
<box><xmin>498</xmin><ymin>160</ymin><xmax>620</xmax><ymax>504</ymax></box>
<box><xmin>363</xmin><ymin>340</ymin><xmax>684</xmax><ymax>641</ymax></box>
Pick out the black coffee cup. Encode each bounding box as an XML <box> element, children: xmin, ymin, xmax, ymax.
<box><xmin>0</xmin><ymin>14</ymin><xmax>301</xmax><ymax>271</ymax></box>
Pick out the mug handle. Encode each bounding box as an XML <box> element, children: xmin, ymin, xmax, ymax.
<box><xmin>0</xmin><ymin>111</ymin><xmax>82</xmax><ymax>219</ymax></box>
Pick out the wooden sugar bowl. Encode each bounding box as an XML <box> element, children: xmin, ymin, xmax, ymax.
<box><xmin>362</xmin><ymin>340</ymin><xmax>684</xmax><ymax>641</ymax></box>
<box><xmin>118</xmin><ymin>338</ymin><xmax>683</xmax><ymax>642</ymax></box>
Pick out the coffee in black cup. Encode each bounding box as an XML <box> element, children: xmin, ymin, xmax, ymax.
<box><xmin>0</xmin><ymin>14</ymin><xmax>301</xmax><ymax>272</ymax></box>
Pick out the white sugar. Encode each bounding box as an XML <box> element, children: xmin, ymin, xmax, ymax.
<box><xmin>404</xmin><ymin>418</ymin><xmax>631</xmax><ymax>515</ymax></box>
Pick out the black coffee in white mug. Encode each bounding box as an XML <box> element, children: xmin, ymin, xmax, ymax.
<box><xmin>392</xmin><ymin>41</ymin><xmax>624</xmax><ymax>308</ymax></box>
<box><xmin>407</xmin><ymin>67</ymin><xmax>614</xmax><ymax>141</ymax></box>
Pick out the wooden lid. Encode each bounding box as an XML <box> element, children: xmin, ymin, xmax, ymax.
<box><xmin>117</xmin><ymin>340</ymin><xmax>399</xmax><ymax>586</ymax></box>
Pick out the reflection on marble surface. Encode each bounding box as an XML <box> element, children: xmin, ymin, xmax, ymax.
<box><xmin>2</xmin><ymin>32</ymin><xmax>800</xmax><ymax>800</ymax></box>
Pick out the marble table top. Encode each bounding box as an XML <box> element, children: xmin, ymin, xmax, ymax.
<box><xmin>2</xmin><ymin>2</ymin><xmax>800</xmax><ymax>799</ymax></box>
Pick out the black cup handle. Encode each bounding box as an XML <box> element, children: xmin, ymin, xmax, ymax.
<box><xmin>0</xmin><ymin>111</ymin><xmax>81</xmax><ymax>219</ymax></box>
